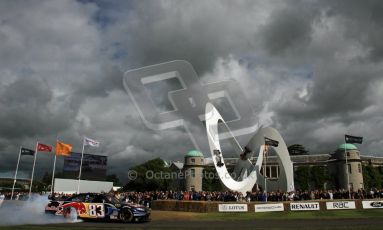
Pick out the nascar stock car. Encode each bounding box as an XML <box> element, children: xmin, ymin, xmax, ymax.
<box><xmin>45</xmin><ymin>193</ymin><xmax>150</xmax><ymax>223</ymax></box>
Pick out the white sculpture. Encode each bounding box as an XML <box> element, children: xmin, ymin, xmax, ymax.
<box><xmin>205</xmin><ymin>103</ymin><xmax>295</xmax><ymax>195</ymax></box>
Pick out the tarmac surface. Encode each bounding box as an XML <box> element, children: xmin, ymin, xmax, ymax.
<box><xmin>31</xmin><ymin>217</ymin><xmax>383</xmax><ymax>230</ymax></box>
<box><xmin>3</xmin><ymin>210</ymin><xmax>380</xmax><ymax>230</ymax></box>
<box><xmin>1</xmin><ymin>206</ymin><xmax>383</xmax><ymax>230</ymax></box>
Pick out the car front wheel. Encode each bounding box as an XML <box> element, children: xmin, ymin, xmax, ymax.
<box><xmin>120</xmin><ymin>209</ymin><xmax>133</xmax><ymax>223</ymax></box>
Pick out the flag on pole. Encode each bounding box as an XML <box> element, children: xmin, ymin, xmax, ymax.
<box><xmin>21</xmin><ymin>147</ymin><xmax>35</xmax><ymax>156</ymax></box>
<box><xmin>37</xmin><ymin>143</ymin><xmax>53</xmax><ymax>152</ymax></box>
<box><xmin>263</xmin><ymin>144</ymin><xmax>269</xmax><ymax>154</ymax></box>
<box><xmin>345</xmin><ymin>134</ymin><xmax>363</xmax><ymax>144</ymax></box>
<box><xmin>84</xmin><ymin>137</ymin><xmax>100</xmax><ymax>147</ymax></box>
<box><xmin>264</xmin><ymin>137</ymin><xmax>279</xmax><ymax>147</ymax></box>
<box><xmin>56</xmin><ymin>141</ymin><xmax>72</xmax><ymax>156</ymax></box>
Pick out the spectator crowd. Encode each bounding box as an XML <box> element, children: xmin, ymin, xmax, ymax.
<box><xmin>2</xmin><ymin>188</ymin><xmax>383</xmax><ymax>205</ymax></box>
<box><xmin>116</xmin><ymin>188</ymin><xmax>383</xmax><ymax>204</ymax></box>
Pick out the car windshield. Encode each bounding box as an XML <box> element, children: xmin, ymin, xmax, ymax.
<box><xmin>106</xmin><ymin>195</ymin><xmax>120</xmax><ymax>204</ymax></box>
<box><xmin>66</xmin><ymin>194</ymin><xmax>86</xmax><ymax>202</ymax></box>
<box><xmin>64</xmin><ymin>194</ymin><xmax>121</xmax><ymax>204</ymax></box>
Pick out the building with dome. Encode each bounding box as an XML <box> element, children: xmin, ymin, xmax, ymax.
<box><xmin>328</xmin><ymin>143</ymin><xmax>364</xmax><ymax>191</ymax></box>
<box><xmin>252</xmin><ymin>143</ymin><xmax>382</xmax><ymax>191</ymax></box>
<box><xmin>169</xmin><ymin>145</ymin><xmax>383</xmax><ymax>192</ymax></box>
<box><xmin>183</xmin><ymin>150</ymin><xmax>204</xmax><ymax>191</ymax></box>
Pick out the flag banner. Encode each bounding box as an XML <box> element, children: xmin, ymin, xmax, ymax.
<box><xmin>56</xmin><ymin>141</ymin><xmax>72</xmax><ymax>156</ymax></box>
<box><xmin>264</xmin><ymin>144</ymin><xmax>269</xmax><ymax>154</ymax></box>
<box><xmin>84</xmin><ymin>137</ymin><xmax>100</xmax><ymax>147</ymax></box>
<box><xmin>63</xmin><ymin>152</ymin><xmax>107</xmax><ymax>180</ymax></box>
<box><xmin>37</xmin><ymin>143</ymin><xmax>53</xmax><ymax>152</ymax></box>
<box><xmin>21</xmin><ymin>147</ymin><xmax>35</xmax><ymax>156</ymax></box>
<box><xmin>265</xmin><ymin>137</ymin><xmax>279</xmax><ymax>147</ymax></box>
<box><xmin>345</xmin><ymin>135</ymin><xmax>363</xmax><ymax>144</ymax></box>
<box><xmin>243</xmin><ymin>146</ymin><xmax>252</xmax><ymax>155</ymax></box>
<box><xmin>213</xmin><ymin>149</ymin><xmax>221</xmax><ymax>155</ymax></box>
<box><xmin>240</xmin><ymin>147</ymin><xmax>252</xmax><ymax>160</ymax></box>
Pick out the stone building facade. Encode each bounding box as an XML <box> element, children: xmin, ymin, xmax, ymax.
<box><xmin>183</xmin><ymin>150</ymin><xmax>204</xmax><ymax>191</ymax></box>
<box><xmin>328</xmin><ymin>143</ymin><xmax>364</xmax><ymax>190</ymax></box>
<box><xmin>169</xmin><ymin>144</ymin><xmax>383</xmax><ymax>192</ymax></box>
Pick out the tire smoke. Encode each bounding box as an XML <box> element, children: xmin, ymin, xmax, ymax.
<box><xmin>0</xmin><ymin>194</ymin><xmax>81</xmax><ymax>226</ymax></box>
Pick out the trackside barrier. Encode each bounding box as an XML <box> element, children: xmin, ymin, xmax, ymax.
<box><xmin>218</xmin><ymin>204</ymin><xmax>248</xmax><ymax>212</ymax></box>
<box><xmin>290</xmin><ymin>202</ymin><xmax>320</xmax><ymax>211</ymax></box>
<box><xmin>362</xmin><ymin>200</ymin><xmax>383</xmax><ymax>209</ymax></box>
<box><xmin>151</xmin><ymin>200</ymin><xmax>383</xmax><ymax>213</ymax></box>
<box><xmin>254</xmin><ymin>203</ymin><xmax>284</xmax><ymax>212</ymax></box>
<box><xmin>326</xmin><ymin>201</ymin><xmax>356</xmax><ymax>210</ymax></box>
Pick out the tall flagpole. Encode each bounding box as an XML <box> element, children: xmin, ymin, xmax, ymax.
<box><xmin>264</xmin><ymin>145</ymin><xmax>268</xmax><ymax>202</ymax></box>
<box><xmin>29</xmin><ymin>141</ymin><xmax>39</xmax><ymax>198</ymax></box>
<box><xmin>11</xmin><ymin>147</ymin><xmax>22</xmax><ymax>200</ymax></box>
<box><xmin>77</xmin><ymin>137</ymin><xmax>86</xmax><ymax>194</ymax></box>
<box><xmin>50</xmin><ymin>137</ymin><xmax>58</xmax><ymax>196</ymax></box>
<box><xmin>50</xmin><ymin>154</ymin><xmax>57</xmax><ymax>196</ymax></box>
<box><xmin>345</xmin><ymin>137</ymin><xmax>351</xmax><ymax>199</ymax></box>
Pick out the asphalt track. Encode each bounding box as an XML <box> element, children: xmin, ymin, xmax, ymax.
<box><xmin>5</xmin><ymin>217</ymin><xmax>383</xmax><ymax>230</ymax></box>
<box><xmin>1</xmin><ymin>208</ymin><xmax>383</xmax><ymax>230</ymax></box>
<box><xmin>49</xmin><ymin>218</ymin><xmax>383</xmax><ymax>230</ymax></box>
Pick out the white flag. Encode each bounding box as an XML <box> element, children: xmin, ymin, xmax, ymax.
<box><xmin>84</xmin><ymin>137</ymin><xmax>100</xmax><ymax>147</ymax></box>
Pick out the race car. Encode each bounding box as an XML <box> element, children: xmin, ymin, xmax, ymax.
<box><xmin>45</xmin><ymin>193</ymin><xmax>150</xmax><ymax>223</ymax></box>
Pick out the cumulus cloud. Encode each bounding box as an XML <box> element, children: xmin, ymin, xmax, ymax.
<box><xmin>1</xmin><ymin>0</ymin><xmax>383</xmax><ymax>183</ymax></box>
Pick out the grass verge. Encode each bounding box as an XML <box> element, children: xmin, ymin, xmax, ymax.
<box><xmin>199</xmin><ymin>209</ymin><xmax>383</xmax><ymax>221</ymax></box>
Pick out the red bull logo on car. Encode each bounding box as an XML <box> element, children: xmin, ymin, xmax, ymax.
<box><xmin>63</xmin><ymin>202</ymin><xmax>105</xmax><ymax>218</ymax></box>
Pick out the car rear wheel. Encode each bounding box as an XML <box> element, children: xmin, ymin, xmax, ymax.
<box><xmin>120</xmin><ymin>209</ymin><xmax>133</xmax><ymax>223</ymax></box>
<box><xmin>63</xmin><ymin>207</ymin><xmax>78</xmax><ymax>221</ymax></box>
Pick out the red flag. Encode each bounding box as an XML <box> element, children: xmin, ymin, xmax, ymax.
<box><xmin>37</xmin><ymin>143</ymin><xmax>52</xmax><ymax>152</ymax></box>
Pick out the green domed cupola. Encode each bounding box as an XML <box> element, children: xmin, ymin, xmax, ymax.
<box><xmin>185</xmin><ymin>150</ymin><xmax>204</xmax><ymax>157</ymax></box>
<box><xmin>338</xmin><ymin>143</ymin><xmax>358</xmax><ymax>150</ymax></box>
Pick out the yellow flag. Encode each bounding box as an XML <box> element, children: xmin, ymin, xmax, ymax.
<box><xmin>264</xmin><ymin>144</ymin><xmax>269</xmax><ymax>155</ymax></box>
<box><xmin>56</xmin><ymin>141</ymin><xmax>72</xmax><ymax>156</ymax></box>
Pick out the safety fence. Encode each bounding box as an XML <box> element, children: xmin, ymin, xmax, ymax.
<box><xmin>152</xmin><ymin>200</ymin><xmax>383</xmax><ymax>213</ymax></box>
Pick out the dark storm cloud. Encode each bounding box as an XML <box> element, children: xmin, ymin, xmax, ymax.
<box><xmin>261</xmin><ymin>5</ymin><xmax>318</xmax><ymax>55</ymax></box>
<box><xmin>0</xmin><ymin>0</ymin><xmax>105</xmax><ymax>179</ymax></box>
<box><xmin>324</xmin><ymin>0</ymin><xmax>383</xmax><ymax>62</ymax></box>
<box><xmin>1</xmin><ymin>0</ymin><xmax>383</xmax><ymax>183</ymax></box>
<box><xmin>100</xmin><ymin>0</ymin><xmax>272</xmax><ymax>73</ymax></box>
<box><xmin>309</xmin><ymin>65</ymin><xmax>376</xmax><ymax>115</ymax></box>
<box><xmin>0</xmin><ymin>77</ymin><xmax>76</xmax><ymax>139</ymax></box>
<box><xmin>72</xmin><ymin>65</ymin><xmax>125</xmax><ymax>102</ymax></box>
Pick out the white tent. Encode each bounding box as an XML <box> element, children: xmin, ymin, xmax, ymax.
<box><xmin>54</xmin><ymin>178</ymin><xmax>113</xmax><ymax>194</ymax></box>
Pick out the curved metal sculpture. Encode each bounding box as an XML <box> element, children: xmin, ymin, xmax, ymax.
<box><xmin>205</xmin><ymin>103</ymin><xmax>294</xmax><ymax>195</ymax></box>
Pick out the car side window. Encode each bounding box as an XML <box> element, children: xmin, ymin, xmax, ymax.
<box><xmin>92</xmin><ymin>195</ymin><xmax>104</xmax><ymax>203</ymax></box>
<box><xmin>71</xmin><ymin>194</ymin><xmax>85</xmax><ymax>202</ymax></box>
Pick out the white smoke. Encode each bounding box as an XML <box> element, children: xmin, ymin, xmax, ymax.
<box><xmin>0</xmin><ymin>194</ymin><xmax>81</xmax><ymax>226</ymax></box>
<box><xmin>0</xmin><ymin>195</ymin><xmax>4</xmax><ymax>207</ymax></box>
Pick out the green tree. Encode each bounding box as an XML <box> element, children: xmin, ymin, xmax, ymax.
<box><xmin>294</xmin><ymin>166</ymin><xmax>310</xmax><ymax>190</ymax></box>
<box><xmin>106</xmin><ymin>174</ymin><xmax>122</xmax><ymax>186</ymax></box>
<box><xmin>363</xmin><ymin>165</ymin><xmax>383</xmax><ymax>189</ymax></box>
<box><xmin>202</xmin><ymin>167</ymin><xmax>224</xmax><ymax>191</ymax></box>
<box><xmin>0</xmin><ymin>181</ymin><xmax>23</xmax><ymax>190</ymax></box>
<box><xmin>42</xmin><ymin>171</ymin><xmax>52</xmax><ymax>185</ymax></box>
<box><xmin>294</xmin><ymin>166</ymin><xmax>331</xmax><ymax>190</ymax></box>
<box><xmin>123</xmin><ymin>158</ymin><xmax>172</xmax><ymax>192</ymax></box>
<box><xmin>288</xmin><ymin>144</ymin><xmax>309</xmax><ymax>155</ymax></box>
<box><xmin>40</xmin><ymin>171</ymin><xmax>64</xmax><ymax>192</ymax></box>
<box><xmin>310</xmin><ymin>166</ymin><xmax>331</xmax><ymax>190</ymax></box>
<box><xmin>31</xmin><ymin>180</ymin><xmax>47</xmax><ymax>192</ymax></box>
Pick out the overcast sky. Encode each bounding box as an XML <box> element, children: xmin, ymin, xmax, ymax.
<box><xmin>1</xmin><ymin>0</ymin><xmax>383</xmax><ymax>183</ymax></box>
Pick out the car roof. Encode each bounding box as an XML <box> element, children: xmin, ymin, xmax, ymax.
<box><xmin>74</xmin><ymin>193</ymin><xmax>106</xmax><ymax>196</ymax></box>
<box><xmin>64</xmin><ymin>193</ymin><xmax>108</xmax><ymax>201</ymax></box>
